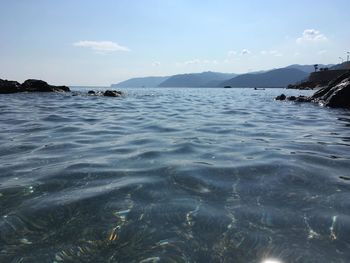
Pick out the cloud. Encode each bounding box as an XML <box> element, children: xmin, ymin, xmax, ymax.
<box><xmin>228</xmin><ymin>50</ymin><xmax>237</xmax><ymax>57</ymax></box>
<box><xmin>152</xmin><ymin>61</ymin><xmax>161</xmax><ymax>66</ymax></box>
<box><xmin>296</xmin><ymin>29</ymin><xmax>328</xmax><ymax>44</ymax></box>
<box><xmin>73</xmin><ymin>41</ymin><xmax>130</xmax><ymax>52</ymax></box>
<box><xmin>153</xmin><ymin>61</ymin><xmax>161</xmax><ymax>66</ymax></box>
<box><xmin>184</xmin><ymin>59</ymin><xmax>201</xmax><ymax>65</ymax></box>
<box><xmin>241</xmin><ymin>49</ymin><xmax>251</xmax><ymax>55</ymax></box>
<box><xmin>260</xmin><ymin>50</ymin><xmax>283</xmax><ymax>57</ymax></box>
<box><xmin>318</xmin><ymin>50</ymin><xmax>327</xmax><ymax>55</ymax></box>
<box><xmin>178</xmin><ymin>59</ymin><xmax>219</xmax><ymax>66</ymax></box>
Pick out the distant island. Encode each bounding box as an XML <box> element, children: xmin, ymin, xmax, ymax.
<box><xmin>111</xmin><ymin>64</ymin><xmax>334</xmax><ymax>88</ymax></box>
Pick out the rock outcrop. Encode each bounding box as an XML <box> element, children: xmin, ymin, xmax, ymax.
<box><xmin>310</xmin><ymin>71</ymin><xmax>350</xmax><ymax>108</ymax></box>
<box><xmin>276</xmin><ymin>71</ymin><xmax>350</xmax><ymax>108</ymax></box>
<box><xmin>287</xmin><ymin>81</ymin><xmax>319</xmax><ymax>90</ymax></box>
<box><xmin>103</xmin><ymin>90</ymin><xmax>122</xmax><ymax>97</ymax></box>
<box><xmin>0</xmin><ymin>78</ymin><xmax>70</xmax><ymax>94</ymax></box>
<box><xmin>0</xmin><ymin>79</ymin><xmax>22</xmax><ymax>93</ymax></box>
<box><xmin>275</xmin><ymin>94</ymin><xmax>286</xmax><ymax>100</ymax></box>
<box><xmin>86</xmin><ymin>90</ymin><xmax>123</xmax><ymax>97</ymax></box>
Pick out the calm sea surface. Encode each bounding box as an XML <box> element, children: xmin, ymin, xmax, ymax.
<box><xmin>1</xmin><ymin>88</ymin><xmax>350</xmax><ymax>263</ymax></box>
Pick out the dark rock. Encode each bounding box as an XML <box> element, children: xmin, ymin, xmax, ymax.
<box><xmin>323</xmin><ymin>85</ymin><xmax>350</xmax><ymax>107</ymax></box>
<box><xmin>311</xmin><ymin>71</ymin><xmax>350</xmax><ymax>108</ymax></box>
<box><xmin>103</xmin><ymin>90</ymin><xmax>122</xmax><ymax>97</ymax></box>
<box><xmin>88</xmin><ymin>90</ymin><xmax>96</xmax><ymax>94</ymax></box>
<box><xmin>275</xmin><ymin>94</ymin><xmax>286</xmax><ymax>100</ymax></box>
<box><xmin>0</xmin><ymin>79</ymin><xmax>22</xmax><ymax>93</ymax></box>
<box><xmin>21</xmin><ymin>79</ymin><xmax>70</xmax><ymax>92</ymax></box>
<box><xmin>295</xmin><ymin>96</ymin><xmax>312</xmax><ymax>103</ymax></box>
<box><xmin>281</xmin><ymin>70</ymin><xmax>350</xmax><ymax>108</ymax></box>
<box><xmin>285</xmin><ymin>95</ymin><xmax>313</xmax><ymax>103</ymax></box>
<box><xmin>287</xmin><ymin>81</ymin><xmax>317</xmax><ymax>90</ymax></box>
<box><xmin>0</xmin><ymin>78</ymin><xmax>70</xmax><ymax>94</ymax></box>
<box><xmin>224</xmin><ymin>86</ymin><xmax>232</xmax><ymax>89</ymax></box>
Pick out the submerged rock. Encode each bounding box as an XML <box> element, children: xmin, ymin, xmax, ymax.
<box><xmin>0</xmin><ymin>78</ymin><xmax>70</xmax><ymax>93</ymax></box>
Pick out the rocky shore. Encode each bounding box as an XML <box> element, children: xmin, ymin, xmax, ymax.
<box><xmin>287</xmin><ymin>81</ymin><xmax>320</xmax><ymax>90</ymax></box>
<box><xmin>0</xmin><ymin>78</ymin><xmax>123</xmax><ymax>97</ymax></box>
<box><xmin>276</xmin><ymin>71</ymin><xmax>350</xmax><ymax>108</ymax></box>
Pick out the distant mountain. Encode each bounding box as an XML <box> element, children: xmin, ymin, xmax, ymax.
<box><xmin>111</xmin><ymin>64</ymin><xmax>341</xmax><ymax>88</ymax></box>
<box><xmin>158</xmin><ymin>71</ymin><xmax>237</xmax><ymax>87</ymax></box>
<box><xmin>220</xmin><ymin>68</ymin><xmax>309</xmax><ymax>88</ymax></box>
<box><xmin>111</xmin><ymin>76</ymin><xmax>169</xmax><ymax>87</ymax></box>
<box><xmin>286</xmin><ymin>64</ymin><xmax>334</xmax><ymax>73</ymax></box>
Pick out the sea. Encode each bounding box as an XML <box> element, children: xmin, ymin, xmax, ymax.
<box><xmin>0</xmin><ymin>87</ymin><xmax>350</xmax><ymax>263</ymax></box>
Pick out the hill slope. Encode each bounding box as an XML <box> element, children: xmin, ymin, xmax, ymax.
<box><xmin>220</xmin><ymin>68</ymin><xmax>309</xmax><ymax>88</ymax></box>
<box><xmin>111</xmin><ymin>76</ymin><xmax>169</xmax><ymax>88</ymax></box>
<box><xmin>158</xmin><ymin>72</ymin><xmax>237</xmax><ymax>87</ymax></box>
<box><xmin>330</xmin><ymin>61</ymin><xmax>350</xmax><ymax>70</ymax></box>
<box><xmin>286</xmin><ymin>64</ymin><xmax>334</xmax><ymax>73</ymax></box>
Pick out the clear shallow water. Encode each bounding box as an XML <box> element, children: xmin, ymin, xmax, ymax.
<box><xmin>0</xmin><ymin>87</ymin><xmax>350</xmax><ymax>263</ymax></box>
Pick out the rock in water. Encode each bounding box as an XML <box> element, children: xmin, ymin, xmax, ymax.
<box><xmin>0</xmin><ymin>79</ymin><xmax>22</xmax><ymax>93</ymax></box>
<box><xmin>275</xmin><ymin>94</ymin><xmax>286</xmax><ymax>100</ymax></box>
<box><xmin>21</xmin><ymin>79</ymin><xmax>70</xmax><ymax>92</ymax></box>
<box><xmin>103</xmin><ymin>90</ymin><xmax>122</xmax><ymax>97</ymax></box>
<box><xmin>278</xmin><ymin>71</ymin><xmax>350</xmax><ymax>108</ymax></box>
<box><xmin>311</xmin><ymin>71</ymin><xmax>350</xmax><ymax>108</ymax></box>
<box><xmin>0</xmin><ymin>78</ymin><xmax>70</xmax><ymax>93</ymax></box>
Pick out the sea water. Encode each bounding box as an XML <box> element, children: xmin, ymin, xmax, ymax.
<box><xmin>0</xmin><ymin>88</ymin><xmax>350</xmax><ymax>262</ymax></box>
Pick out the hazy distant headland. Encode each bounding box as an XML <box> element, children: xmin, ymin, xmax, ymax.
<box><xmin>111</xmin><ymin>64</ymin><xmax>334</xmax><ymax>88</ymax></box>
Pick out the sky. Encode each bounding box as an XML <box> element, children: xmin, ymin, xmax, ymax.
<box><xmin>0</xmin><ymin>0</ymin><xmax>349</xmax><ymax>86</ymax></box>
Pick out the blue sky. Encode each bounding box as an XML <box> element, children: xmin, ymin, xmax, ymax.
<box><xmin>0</xmin><ymin>0</ymin><xmax>349</xmax><ymax>85</ymax></box>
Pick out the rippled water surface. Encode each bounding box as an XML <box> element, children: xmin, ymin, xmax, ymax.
<box><xmin>1</xmin><ymin>88</ymin><xmax>350</xmax><ymax>263</ymax></box>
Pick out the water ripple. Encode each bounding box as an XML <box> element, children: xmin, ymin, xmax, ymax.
<box><xmin>0</xmin><ymin>88</ymin><xmax>350</xmax><ymax>262</ymax></box>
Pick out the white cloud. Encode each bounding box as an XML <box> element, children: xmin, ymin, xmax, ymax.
<box><xmin>260</xmin><ymin>50</ymin><xmax>283</xmax><ymax>57</ymax></box>
<box><xmin>73</xmin><ymin>41</ymin><xmax>130</xmax><ymax>52</ymax></box>
<box><xmin>241</xmin><ymin>49</ymin><xmax>251</xmax><ymax>55</ymax></box>
<box><xmin>296</xmin><ymin>29</ymin><xmax>328</xmax><ymax>44</ymax></box>
<box><xmin>184</xmin><ymin>59</ymin><xmax>201</xmax><ymax>65</ymax></box>
<box><xmin>228</xmin><ymin>50</ymin><xmax>237</xmax><ymax>57</ymax></box>
<box><xmin>152</xmin><ymin>61</ymin><xmax>161</xmax><ymax>66</ymax></box>
<box><xmin>178</xmin><ymin>59</ymin><xmax>219</xmax><ymax>66</ymax></box>
<box><xmin>318</xmin><ymin>50</ymin><xmax>327</xmax><ymax>55</ymax></box>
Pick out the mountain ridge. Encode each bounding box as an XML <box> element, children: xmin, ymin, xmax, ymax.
<box><xmin>111</xmin><ymin>76</ymin><xmax>169</xmax><ymax>88</ymax></box>
<box><xmin>158</xmin><ymin>71</ymin><xmax>237</xmax><ymax>87</ymax></box>
<box><xmin>220</xmin><ymin>68</ymin><xmax>309</xmax><ymax>88</ymax></box>
<box><xmin>111</xmin><ymin>64</ymin><xmax>340</xmax><ymax>88</ymax></box>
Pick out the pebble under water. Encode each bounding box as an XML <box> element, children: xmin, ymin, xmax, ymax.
<box><xmin>0</xmin><ymin>88</ymin><xmax>350</xmax><ymax>263</ymax></box>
